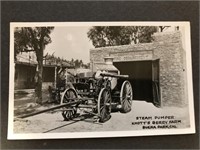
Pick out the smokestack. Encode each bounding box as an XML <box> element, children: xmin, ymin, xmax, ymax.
<box><xmin>104</xmin><ymin>56</ymin><xmax>114</xmax><ymax>65</ymax></box>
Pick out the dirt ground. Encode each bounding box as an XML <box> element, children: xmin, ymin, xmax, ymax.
<box><xmin>14</xmin><ymin>100</ymin><xmax>190</xmax><ymax>133</ymax></box>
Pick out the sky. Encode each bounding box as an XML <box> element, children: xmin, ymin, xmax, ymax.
<box><xmin>44</xmin><ymin>26</ymin><xmax>94</xmax><ymax>63</ymax></box>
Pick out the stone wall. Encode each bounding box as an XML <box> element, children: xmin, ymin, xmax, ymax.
<box><xmin>152</xmin><ymin>32</ymin><xmax>186</xmax><ymax>106</ymax></box>
<box><xmin>90</xmin><ymin>31</ymin><xmax>186</xmax><ymax>107</ymax></box>
<box><xmin>90</xmin><ymin>44</ymin><xmax>155</xmax><ymax>63</ymax></box>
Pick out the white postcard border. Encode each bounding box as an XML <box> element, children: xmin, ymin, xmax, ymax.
<box><xmin>8</xmin><ymin>21</ymin><xmax>195</xmax><ymax>139</ymax></box>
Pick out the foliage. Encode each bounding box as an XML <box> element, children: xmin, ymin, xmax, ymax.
<box><xmin>87</xmin><ymin>26</ymin><xmax>158</xmax><ymax>48</ymax></box>
<box><xmin>44</xmin><ymin>53</ymin><xmax>89</xmax><ymax>69</ymax></box>
<box><xmin>69</xmin><ymin>58</ymin><xmax>89</xmax><ymax>69</ymax></box>
<box><xmin>14</xmin><ymin>27</ymin><xmax>54</xmax><ymax>60</ymax></box>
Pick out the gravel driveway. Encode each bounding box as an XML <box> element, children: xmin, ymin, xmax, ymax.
<box><xmin>14</xmin><ymin>100</ymin><xmax>190</xmax><ymax>134</ymax></box>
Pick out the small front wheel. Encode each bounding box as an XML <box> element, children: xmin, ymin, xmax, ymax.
<box><xmin>61</xmin><ymin>88</ymin><xmax>78</xmax><ymax>121</ymax></box>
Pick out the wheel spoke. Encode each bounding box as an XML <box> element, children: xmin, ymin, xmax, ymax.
<box><xmin>127</xmin><ymin>88</ymin><xmax>132</xmax><ymax>95</ymax></box>
<box><xmin>127</xmin><ymin>99</ymin><xmax>132</xmax><ymax>105</ymax></box>
<box><xmin>64</xmin><ymin>95</ymin><xmax>68</xmax><ymax>100</ymax></box>
<box><xmin>127</xmin><ymin>99</ymin><xmax>131</xmax><ymax>106</ymax></box>
<box><xmin>61</xmin><ymin>89</ymin><xmax>78</xmax><ymax>121</ymax></box>
<box><xmin>100</xmin><ymin>105</ymin><xmax>105</xmax><ymax>111</ymax></box>
<box><xmin>100</xmin><ymin>107</ymin><xmax>106</xmax><ymax>117</ymax></box>
<box><xmin>104</xmin><ymin>92</ymin><xmax>108</xmax><ymax>103</ymax></box>
<box><xmin>66</xmin><ymin>91</ymin><xmax>70</xmax><ymax>97</ymax></box>
<box><xmin>105</xmin><ymin>93</ymin><xmax>110</xmax><ymax>103</ymax></box>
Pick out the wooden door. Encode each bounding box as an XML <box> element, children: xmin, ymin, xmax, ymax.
<box><xmin>152</xmin><ymin>59</ymin><xmax>161</xmax><ymax>107</ymax></box>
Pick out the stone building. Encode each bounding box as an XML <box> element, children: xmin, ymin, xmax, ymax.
<box><xmin>90</xmin><ymin>31</ymin><xmax>187</xmax><ymax>107</ymax></box>
<box><xmin>15</xmin><ymin>52</ymin><xmax>73</xmax><ymax>90</ymax></box>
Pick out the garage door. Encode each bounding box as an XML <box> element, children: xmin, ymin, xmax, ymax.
<box><xmin>114</xmin><ymin>61</ymin><xmax>153</xmax><ymax>103</ymax></box>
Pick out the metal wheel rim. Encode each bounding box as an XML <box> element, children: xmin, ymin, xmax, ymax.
<box><xmin>120</xmin><ymin>80</ymin><xmax>133</xmax><ymax>112</ymax></box>
<box><xmin>61</xmin><ymin>88</ymin><xmax>78</xmax><ymax>120</ymax></box>
<box><xmin>97</xmin><ymin>88</ymin><xmax>111</xmax><ymax>122</ymax></box>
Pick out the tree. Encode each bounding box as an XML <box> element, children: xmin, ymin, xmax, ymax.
<box><xmin>14</xmin><ymin>27</ymin><xmax>54</xmax><ymax>104</ymax></box>
<box><xmin>87</xmin><ymin>26</ymin><xmax>158</xmax><ymax>48</ymax></box>
<box><xmin>68</xmin><ymin>58</ymin><xmax>88</xmax><ymax>69</ymax></box>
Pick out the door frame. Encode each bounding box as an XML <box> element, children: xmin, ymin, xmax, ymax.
<box><xmin>152</xmin><ymin>59</ymin><xmax>161</xmax><ymax>107</ymax></box>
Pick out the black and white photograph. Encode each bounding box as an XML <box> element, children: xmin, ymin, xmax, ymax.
<box><xmin>8</xmin><ymin>22</ymin><xmax>195</xmax><ymax>139</ymax></box>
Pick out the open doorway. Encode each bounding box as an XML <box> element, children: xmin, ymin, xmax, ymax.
<box><xmin>114</xmin><ymin>60</ymin><xmax>161</xmax><ymax>106</ymax></box>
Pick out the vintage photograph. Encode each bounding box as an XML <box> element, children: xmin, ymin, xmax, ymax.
<box><xmin>8</xmin><ymin>22</ymin><xmax>195</xmax><ymax>139</ymax></box>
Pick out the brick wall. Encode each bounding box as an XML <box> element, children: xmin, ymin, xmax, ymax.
<box><xmin>90</xmin><ymin>44</ymin><xmax>155</xmax><ymax>63</ymax></box>
<box><xmin>90</xmin><ymin>31</ymin><xmax>186</xmax><ymax>107</ymax></box>
<box><xmin>153</xmin><ymin>32</ymin><xmax>186</xmax><ymax>106</ymax></box>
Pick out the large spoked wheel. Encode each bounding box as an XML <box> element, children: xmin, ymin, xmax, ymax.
<box><xmin>61</xmin><ymin>88</ymin><xmax>78</xmax><ymax>121</ymax></box>
<box><xmin>120</xmin><ymin>80</ymin><xmax>133</xmax><ymax>113</ymax></box>
<box><xmin>97</xmin><ymin>88</ymin><xmax>112</xmax><ymax>123</ymax></box>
